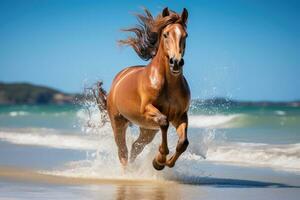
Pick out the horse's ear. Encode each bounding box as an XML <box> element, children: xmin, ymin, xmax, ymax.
<box><xmin>181</xmin><ymin>8</ymin><xmax>188</xmax><ymax>24</ymax></box>
<box><xmin>162</xmin><ymin>7</ymin><xmax>169</xmax><ymax>17</ymax></box>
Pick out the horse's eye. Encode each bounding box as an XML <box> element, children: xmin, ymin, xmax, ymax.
<box><xmin>163</xmin><ymin>32</ymin><xmax>168</xmax><ymax>38</ymax></box>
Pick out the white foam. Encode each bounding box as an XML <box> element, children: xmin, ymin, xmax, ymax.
<box><xmin>205</xmin><ymin>142</ymin><xmax>300</xmax><ymax>172</ymax></box>
<box><xmin>2</xmin><ymin>127</ymin><xmax>299</xmax><ymax>173</ymax></box>
<box><xmin>8</xmin><ymin>111</ymin><xmax>29</xmax><ymax>117</ymax></box>
<box><xmin>275</xmin><ymin>110</ymin><xmax>286</xmax><ymax>116</ymax></box>
<box><xmin>188</xmin><ymin>114</ymin><xmax>239</xmax><ymax>128</ymax></box>
<box><xmin>2</xmin><ymin>126</ymin><xmax>300</xmax><ymax>182</ymax></box>
<box><xmin>76</xmin><ymin>99</ymin><xmax>109</xmax><ymax>134</ymax></box>
<box><xmin>0</xmin><ymin>130</ymin><xmax>99</xmax><ymax>150</ymax></box>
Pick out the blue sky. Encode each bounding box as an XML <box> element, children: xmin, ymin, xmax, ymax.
<box><xmin>0</xmin><ymin>0</ymin><xmax>299</xmax><ymax>101</ymax></box>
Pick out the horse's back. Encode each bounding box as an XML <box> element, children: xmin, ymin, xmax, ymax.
<box><xmin>111</xmin><ymin>65</ymin><xmax>144</xmax><ymax>86</ymax></box>
<box><xmin>107</xmin><ymin>66</ymin><xmax>145</xmax><ymax>119</ymax></box>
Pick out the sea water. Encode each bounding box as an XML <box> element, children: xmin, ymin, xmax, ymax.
<box><xmin>0</xmin><ymin>102</ymin><xmax>300</xmax><ymax>182</ymax></box>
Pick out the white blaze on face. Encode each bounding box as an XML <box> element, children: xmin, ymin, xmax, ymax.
<box><xmin>174</xmin><ymin>26</ymin><xmax>182</xmax><ymax>60</ymax></box>
<box><xmin>175</xmin><ymin>26</ymin><xmax>181</xmax><ymax>39</ymax></box>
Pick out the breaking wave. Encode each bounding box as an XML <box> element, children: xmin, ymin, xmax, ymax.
<box><xmin>206</xmin><ymin>142</ymin><xmax>300</xmax><ymax>172</ymax></box>
<box><xmin>0</xmin><ymin>129</ymin><xmax>99</xmax><ymax>150</ymax></box>
<box><xmin>1</xmin><ymin>103</ymin><xmax>299</xmax><ymax>182</ymax></box>
<box><xmin>1</xmin><ymin>126</ymin><xmax>300</xmax><ymax>177</ymax></box>
<box><xmin>8</xmin><ymin>111</ymin><xmax>29</xmax><ymax>117</ymax></box>
<box><xmin>188</xmin><ymin>114</ymin><xmax>240</xmax><ymax>128</ymax></box>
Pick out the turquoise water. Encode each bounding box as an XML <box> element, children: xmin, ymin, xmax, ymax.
<box><xmin>1</xmin><ymin>104</ymin><xmax>299</xmax><ymax>144</ymax></box>
<box><xmin>0</xmin><ymin>104</ymin><xmax>79</xmax><ymax>130</ymax></box>
<box><xmin>0</xmin><ymin>103</ymin><xmax>300</xmax><ymax>174</ymax></box>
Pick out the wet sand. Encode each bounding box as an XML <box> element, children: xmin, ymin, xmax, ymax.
<box><xmin>1</xmin><ymin>166</ymin><xmax>300</xmax><ymax>200</ymax></box>
<box><xmin>0</xmin><ymin>167</ymin><xmax>184</xmax><ymax>200</ymax></box>
<box><xmin>0</xmin><ymin>166</ymin><xmax>169</xmax><ymax>186</ymax></box>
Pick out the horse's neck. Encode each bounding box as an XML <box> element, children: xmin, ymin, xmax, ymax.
<box><xmin>148</xmin><ymin>53</ymin><xmax>167</xmax><ymax>75</ymax></box>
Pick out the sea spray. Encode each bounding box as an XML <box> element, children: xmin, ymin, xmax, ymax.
<box><xmin>39</xmin><ymin>85</ymin><xmax>248</xmax><ymax>180</ymax></box>
<box><xmin>62</xmin><ymin>85</ymin><xmax>161</xmax><ymax>179</ymax></box>
<box><xmin>71</xmin><ymin>105</ymin><xmax>219</xmax><ymax>180</ymax></box>
<box><xmin>48</xmin><ymin>85</ymin><xmax>218</xmax><ymax>180</ymax></box>
<box><xmin>76</xmin><ymin>82</ymin><xmax>109</xmax><ymax>133</ymax></box>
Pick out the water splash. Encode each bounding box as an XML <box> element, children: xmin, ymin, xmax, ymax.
<box><xmin>43</xmin><ymin>96</ymin><xmax>217</xmax><ymax>180</ymax></box>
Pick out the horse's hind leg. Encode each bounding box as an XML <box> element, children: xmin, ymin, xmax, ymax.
<box><xmin>111</xmin><ymin>115</ymin><xmax>129</xmax><ymax>166</ymax></box>
<box><xmin>130</xmin><ymin>128</ymin><xmax>158</xmax><ymax>163</ymax></box>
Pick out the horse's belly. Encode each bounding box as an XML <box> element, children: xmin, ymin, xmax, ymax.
<box><xmin>113</xmin><ymin>88</ymin><xmax>159</xmax><ymax>130</ymax></box>
<box><xmin>129</xmin><ymin>116</ymin><xmax>159</xmax><ymax>130</ymax></box>
<box><xmin>120</xmin><ymin>109</ymin><xmax>160</xmax><ymax>130</ymax></box>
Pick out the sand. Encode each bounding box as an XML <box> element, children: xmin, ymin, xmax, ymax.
<box><xmin>1</xmin><ymin>165</ymin><xmax>300</xmax><ymax>200</ymax></box>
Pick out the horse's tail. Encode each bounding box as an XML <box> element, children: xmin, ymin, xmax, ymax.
<box><xmin>92</xmin><ymin>81</ymin><xmax>109</xmax><ymax>125</ymax></box>
<box><xmin>95</xmin><ymin>81</ymin><xmax>107</xmax><ymax>111</ymax></box>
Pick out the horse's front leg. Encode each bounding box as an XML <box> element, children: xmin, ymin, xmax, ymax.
<box><xmin>142</xmin><ymin>103</ymin><xmax>168</xmax><ymax>126</ymax></box>
<box><xmin>153</xmin><ymin>124</ymin><xmax>169</xmax><ymax>170</ymax></box>
<box><xmin>166</xmin><ymin>113</ymin><xmax>189</xmax><ymax>168</ymax></box>
<box><xmin>140</xmin><ymin>102</ymin><xmax>169</xmax><ymax>170</ymax></box>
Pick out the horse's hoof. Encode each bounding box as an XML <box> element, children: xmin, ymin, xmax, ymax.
<box><xmin>166</xmin><ymin>161</ymin><xmax>175</xmax><ymax>168</ymax></box>
<box><xmin>152</xmin><ymin>159</ymin><xmax>165</xmax><ymax>171</ymax></box>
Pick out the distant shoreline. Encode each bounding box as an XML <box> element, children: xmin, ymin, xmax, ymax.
<box><xmin>0</xmin><ymin>82</ymin><xmax>299</xmax><ymax>107</ymax></box>
<box><xmin>0</xmin><ymin>82</ymin><xmax>78</xmax><ymax>105</ymax></box>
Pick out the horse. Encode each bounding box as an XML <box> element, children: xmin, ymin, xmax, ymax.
<box><xmin>100</xmin><ymin>7</ymin><xmax>190</xmax><ymax>170</ymax></box>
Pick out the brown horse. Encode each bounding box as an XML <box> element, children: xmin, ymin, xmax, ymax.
<box><xmin>103</xmin><ymin>7</ymin><xmax>190</xmax><ymax>170</ymax></box>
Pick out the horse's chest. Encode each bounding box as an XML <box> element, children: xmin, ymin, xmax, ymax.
<box><xmin>158</xmin><ymin>97</ymin><xmax>184</xmax><ymax>120</ymax></box>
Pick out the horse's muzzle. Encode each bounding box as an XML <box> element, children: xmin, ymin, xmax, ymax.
<box><xmin>169</xmin><ymin>57</ymin><xmax>184</xmax><ymax>75</ymax></box>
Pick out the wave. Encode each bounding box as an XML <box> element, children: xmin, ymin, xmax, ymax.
<box><xmin>41</xmin><ymin>142</ymin><xmax>300</xmax><ymax>181</ymax></box>
<box><xmin>0</xmin><ymin>129</ymin><xmax>100</xmax><ymax>150</ymax></box>
<box><xmin>8</xmin><ymin>111</ymin><xmax>29</xmax><ymax>117</ymax></box>
<box><xmin>1</xmin><ymin>103</ymin><xmax>299</xmax><ymax>181</ymax></box>
<box><xmin>275</xmin><ymin>110</ymin><xmax>286</xmax><ymax>116</ymax></box>
<box><xmin>206</xmin><ymin>142</ymin><xmax>300</xmax><ymax>171</ymax></box>
<box><xmin>76</xmin><ymin>102</ymin><xmax>241</xmax><ymax>130</ymax></box>
<box><xmin>2</xmin><ymin>102</ymin><xmax>300</xmax><ymax>186</ymax></box>
<box><xmin>188</xmin><ymin>114</ymin><xmax>240</xmax><ymax>128</ymax></box>
<box><xmin>1</xmin><ymin>127</ymin><xmax>300</xmax><ymax>177</ymax></box>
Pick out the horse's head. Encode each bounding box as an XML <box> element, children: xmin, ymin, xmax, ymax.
<box><xmin>119</xmin><ymin>7</ymin><xmax>188</xmax><ymax>75</ymax></box>
<box><xmin>160</xmin><ymin>8</ymin><xmax>188</xmax><ymax>75</ymax></box>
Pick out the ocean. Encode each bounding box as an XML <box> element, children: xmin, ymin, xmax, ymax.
<box><xmin>0</xmin><ymin>102</ymin><xmax>300</xmax><ymax>199</ymax></box>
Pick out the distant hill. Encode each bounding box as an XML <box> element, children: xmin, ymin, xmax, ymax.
<box><xmin>0</xmin><ymin>82</ymin><xmax>77</xmax><ymax>105</ymax></box>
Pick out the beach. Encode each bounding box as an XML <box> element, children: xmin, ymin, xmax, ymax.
<box><xmin>0</xmin><ymin>104</ymin><xmax>300</xmax><ymax>199</ymax></box>
<box><xmin>1</xmin><ymin>162</ymin><xmax>299</xmax><ymax>200</ymax></box>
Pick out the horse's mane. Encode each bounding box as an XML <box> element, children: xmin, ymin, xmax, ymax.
<box><xmin>118</xmin><ymin>8</ymin><xmax>185</xmax><ymax>61</ymax></box>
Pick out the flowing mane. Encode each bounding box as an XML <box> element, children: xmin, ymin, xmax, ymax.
<box><xmin>118</xmin><ymin>8</ymin><xmax>186</xmax><ymax>61</ymax></box>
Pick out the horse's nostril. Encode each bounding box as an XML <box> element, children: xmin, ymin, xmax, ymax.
<box><xmin>169</xmin><ymin>57</ymin><xmax>174</xmax><ymax>65</ymax></box>
<box><xmin>179</xmin><ymin>58</ymin><xmax>184</xmax><ymax>66</ymax></box>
